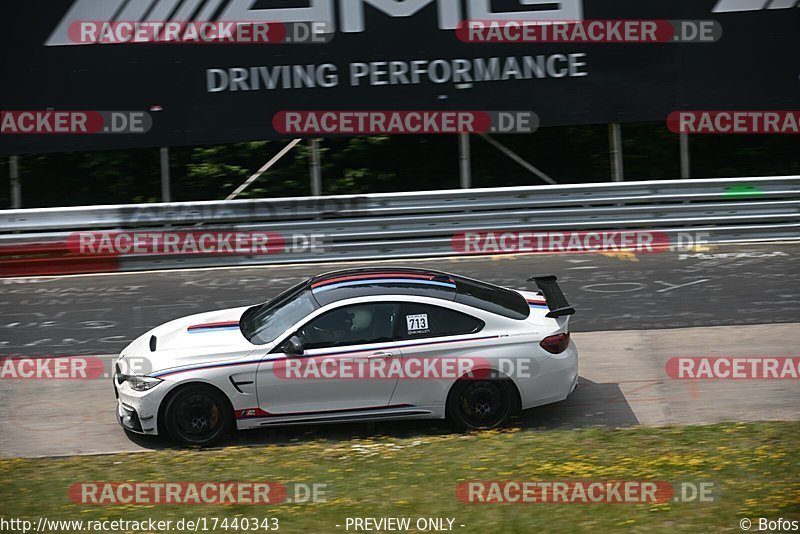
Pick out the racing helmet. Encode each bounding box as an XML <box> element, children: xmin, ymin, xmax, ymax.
<box><xmin>349</xmin><ymin>309</ymin><xmax>373</xmax><ymax>332</ymax></box>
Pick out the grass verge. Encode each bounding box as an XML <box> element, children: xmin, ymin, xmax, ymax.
<box><xmin>1</xmin><ymin>422</ymin><xmax>798</xmax><ymax>533</ymax></box>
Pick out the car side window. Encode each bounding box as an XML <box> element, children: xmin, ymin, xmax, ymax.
<box><xmin>296</xmin><ymin>303</ymin><xmax>399</xmax><ymax>350</ymax></box>
<box><xmin>395</xmin><ymin>303</ymin><xmax>484</xmax><ymax>341</ymax></box>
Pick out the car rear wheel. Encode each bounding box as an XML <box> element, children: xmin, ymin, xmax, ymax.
<box><xmin>447</xmin><ymin>379</ymin><xmax>518</xmax><ymax>430</ymax></box>
<box><xmin>163</xmin><ymin>385</ymin><xmax>232</xmax><ymax>447</ymax></box>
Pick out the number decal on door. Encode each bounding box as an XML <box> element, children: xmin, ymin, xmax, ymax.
<box><xmin>406</xmin><ymin>313</ymin><xmax>429</xmax><ymax>334</ymax></box>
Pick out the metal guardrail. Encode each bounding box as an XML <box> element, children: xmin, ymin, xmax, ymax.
<box><xmin>1</xmin><ymin>176</ymin><xmax>799</xmax><ymax>276</ymax></box>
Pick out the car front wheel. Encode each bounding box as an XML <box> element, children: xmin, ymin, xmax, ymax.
<box><xmin>162</xmin><ymin>384</ymin><xmax>232</xmax><ymax>446</ymax></box>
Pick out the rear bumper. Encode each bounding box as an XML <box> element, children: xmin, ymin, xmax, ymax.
<box><xmin>518</xmin><ymin>341</ymin><xmax>579</xmax><ymax>410</ymax></box>
<box><xmin>569</xmin><ymin>373</ymin><xmax>579</xmax><ymax>394</ymax></box>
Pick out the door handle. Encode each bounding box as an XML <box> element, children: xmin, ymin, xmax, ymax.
<box><xmin>368</xmin><ymin>351</ymin><xmax>393</xmax><ymax>360</ymax></box>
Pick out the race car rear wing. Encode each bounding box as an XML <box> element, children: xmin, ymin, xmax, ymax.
<box><xmin>527</xmin><ymin>275</ymin><xmax>576</xmax><ymax>318</ymax></box>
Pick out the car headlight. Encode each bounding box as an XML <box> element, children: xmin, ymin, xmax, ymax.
<box><xmin>125</xmin><ymin>375</ymin><xmax>163</xmax><ymax>392</ymax></box>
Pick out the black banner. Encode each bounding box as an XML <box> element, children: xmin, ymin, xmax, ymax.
<box><xmin>1</xmin><ymin>0</ymin><xmax>798</xmax><ymax>154</ymax></box>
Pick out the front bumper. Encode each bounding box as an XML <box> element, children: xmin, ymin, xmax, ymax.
<box><xmin>116</xmin><ymin>401</ymin><xmax>143</xmax><ymax>433</ymax></box>
<box><xmin>113</xmin><ymin>372</ymin><xmax>163</xmax><ymax>435</ymax></box>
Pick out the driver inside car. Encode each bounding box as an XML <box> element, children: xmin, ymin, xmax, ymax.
<box><xmin>300</xmin><ymin>308</ymin><xmax>375</xmax><ymax>347</ymax></box>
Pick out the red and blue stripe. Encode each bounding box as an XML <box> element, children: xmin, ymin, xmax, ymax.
<box><xmin>187</xmin><ymin>321</ymin><xmax>240</xmax><ymax>333</ymax></box>
<box><xmin>527</xmin><ymin>299</ymin><xmax>549</xmax><ymax>309</ymax></box>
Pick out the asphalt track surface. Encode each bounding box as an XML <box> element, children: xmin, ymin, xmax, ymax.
<box><xmin>0</xmin><ymin>243</ymin><xmax>798</xmax><ymax>457</ymax></box>
<box><xmin>1</xmin><ymin>243</ymin><xmax>799</xmax><ymax>357</ymax></box>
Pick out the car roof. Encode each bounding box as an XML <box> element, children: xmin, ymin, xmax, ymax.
<box><xmin>309</xmin><ymin>267</ymin><xmax>458</xmax><ymax>306</ymax></box>
<box><xmin>308</xmin><ymin>267</ymin><xmax>531</xmax><ymax>320</ymax></box>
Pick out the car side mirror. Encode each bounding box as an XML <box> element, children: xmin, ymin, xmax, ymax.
<box><xmin>281</xmin><ymin>335</ymin><xmax>304</xmax><ymax>356</ymax></box>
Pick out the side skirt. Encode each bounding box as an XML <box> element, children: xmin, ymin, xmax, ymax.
<box><xmin>236</xmin><ymin>406</ymin><xmax>434</xmax><ymax>429</ymax></box>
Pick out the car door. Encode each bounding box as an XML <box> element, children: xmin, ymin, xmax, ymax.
<box><xmin>389</xmin><ymin>302</ymin><xmax>489</xmax><ymax>408</ymax></box>
<box><xmin>255</xmin><ymin>302</ymin><xmax>401</xmax><ymax>416</ymax></box>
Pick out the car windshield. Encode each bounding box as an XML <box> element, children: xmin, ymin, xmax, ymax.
<box><xmin>240</xmin><ymin>282</ymin><xmax>319</xmax><ymax>345</ymax></box>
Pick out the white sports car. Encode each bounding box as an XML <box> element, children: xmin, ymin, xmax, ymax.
<box><xmin>114</xmin><ymin>268</ymin><xmax>578</xmax><ymax>445</ymax></box>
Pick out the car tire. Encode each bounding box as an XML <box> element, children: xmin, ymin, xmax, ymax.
<box><xmin>446</xmin><ymin>378</ymin><xmax>519</xmax><ymax>431</ymax></box>
<box><xmin>162</xmin><ymin>384</ymin><xmax>233</xmax><ymax>447</ymax></box>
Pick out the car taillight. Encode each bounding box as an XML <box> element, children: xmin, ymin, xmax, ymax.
<box><xmin>540</xmin><ymin>333</ymin><xmax>570</xmax><ymax>354</ymax></box>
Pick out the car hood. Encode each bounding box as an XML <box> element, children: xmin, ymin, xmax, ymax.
<box><xmin>119</xmin><ymin>306</ymin><xmax>263</xmax><ymax>376</ymax></box>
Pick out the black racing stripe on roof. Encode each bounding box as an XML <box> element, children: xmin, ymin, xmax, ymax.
<box><xmin>311</xmin><ymin>267</ymin><xmax>454</xmax><ymax>284</ymax></box>
<box><xmin>311</xmin><ymin>281</ymin><xmax>458</xmax><ymax>306</ymax></box>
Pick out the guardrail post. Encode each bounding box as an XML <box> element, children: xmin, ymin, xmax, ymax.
<box><xmin>309</xmin><ymin>138</ymin><xmax>322</xmax><ymax>196</ymax></box>
<box><xmin>680</xmin><ymin>132</ymin><xmax>691</xmax><ymax>179</ymax></box>
<box><xmin>609</xmin><ymin>123</ymin><xmax>624</xmax><ymax>182</ymax></box>
<box><xmin>459</xmin><ymin>133</ymin><xmax>471</xmax><ymax>189</ymax></box>
<box><xmin>160</xmin><ymin>147</ymin><xmax>171</xmax><ymax>202</ymax></box>
<box><xmin>9</xmin><ymin>155</ymin><xmax>21</xmax><ymax>208</ymax></box>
